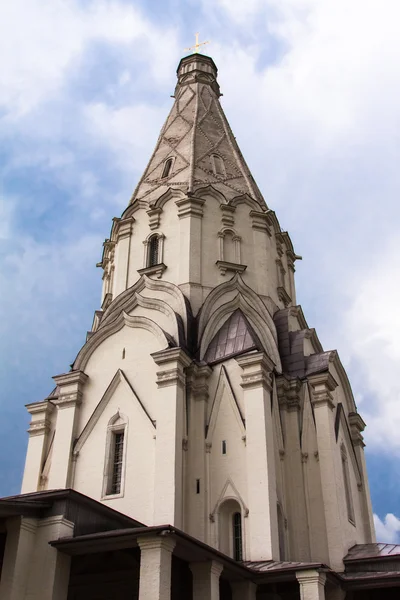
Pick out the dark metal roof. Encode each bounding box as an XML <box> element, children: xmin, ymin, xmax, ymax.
<box><xmin>345</xmin><ymin>543</ymin><xmax>400</xmax><ymax>561</ymax></box>
<box><xmin>244</xmin><ymin>560</ymin><xmax>325</xmax><ymax>573</ymax></box>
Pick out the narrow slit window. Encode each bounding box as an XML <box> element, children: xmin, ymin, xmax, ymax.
<box><xmin>148</xmin><ymin>236</ymin><xmax>160</xmax><ymax>267</ymax></box>
<box><xmin>196</xmin><ymin>479</ymin><xmax>200</xmax><ymax>494</ymax></box>
<box><xmin>109</xmin><ymin>431</ymin><xmax>124</xmax><ymax>495</ymax></box>
<box><xmin>341</xmin><ymin>448</ymin><xmax>355</xmax><ymax>524</ymax></box>
<box><xmin>232</xmin><ymin>512</ymin><xmax>243</xmax><ymax>561</ymax></box>
<box><xmin>222</xmin><ymin>440</ymin><xmax>227</xmax><ymax>455</ymax></box>
<box><xmin>161</xmin><ymin>158</ymin><xmax>173</xmax><ymax>179</ymax></box>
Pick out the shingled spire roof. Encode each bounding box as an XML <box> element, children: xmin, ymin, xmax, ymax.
<box><xmin>130</xmin><ymin>53</ymin><xmax>266</xmax><ymax>206</ymax></box>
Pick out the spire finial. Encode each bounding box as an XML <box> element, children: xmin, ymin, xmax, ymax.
<box><xmin>185</xmin><ymin>32</ymin><xmax>210</xmax><ymax>54</ymax></box>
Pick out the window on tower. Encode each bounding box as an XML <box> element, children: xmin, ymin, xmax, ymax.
<box><xmin>211</xmin><ymin>154</ymin><xmax>226</xmax><ymax>176</ymax></box>
<box><xmin>109</xmin><ymin>431</ymin><xmax>124</xmax><ymax>495</ymax></box>
<box><xmin>232</xmin><ymin>512</ymin><xmax>243</xmax><ymax>561</ymax></box>
<box><xmin>148</xmin><ymin>235</ymin><xmax>160</xmax><ymax>267</ymax></box>
<box><xmin>161</xmin><ymin>157</ymin><xmax>174</xmax><ymax>179</ymax></box>
<box><xmin>102</xmin><ymin>412</ymin><xmax>127</xmax><ymax>498</ymax></box>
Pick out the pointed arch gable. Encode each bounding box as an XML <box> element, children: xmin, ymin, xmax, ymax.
<box><xmin>211</xmin><ymin>476</ymin><xmax>249</xmax><ymax>518</ymax></box>
<box><xmin>200</xmin><ymin>293</ymin><xmax>281</xmax><ymax>370</ymax></box>
<box><xmin>151</xmin><ymin>187</ymin><xmax>186</xmax><ymax>209</ymax></box>
<box><xmin>195</xmin><ymin>184</ymin><xmax>228</xmax><ymax>205</ymax></box>
<box><xmin>74</xmin><ymin>369</ymin><xmax>155</xmax><ymax>456</ymax></box>
<box><xmin>206</xmin><ymin>366</ymin><xmax>245</xmax><ymax>443</ymax></box>
<box><xmin>73</xmin><ymin>314</ymin><xmax>171</xmax><ymax>371</ymax></box>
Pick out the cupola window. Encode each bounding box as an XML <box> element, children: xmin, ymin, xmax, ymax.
<box><xmin>148</xmin><ymin>235</ymin><xmax>160</xmax><ymax>267</ymax></box>
<box><xmin>211</xmin><ymin>154</ymin><xmax>226</xmax><ymax>176</ymax></box>
<box><xmin>161</xmin><ymin>157</ymin><xmax>174</xmax><ymax>179</ymax></box>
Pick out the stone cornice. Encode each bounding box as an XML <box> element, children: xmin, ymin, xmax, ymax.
<box><xmin>348</xmin><ymin>411</ymin><xmax>366</xmax><ymax>447</ymax></box>
<box><xmin>308</xmin><ymin>371</ymin><xmax>338</xmax><ymax>410</ymax></box>
<box><xmin>276</xmin><ymin>376</ymin><xmax>302</xmax><ymax>411</ymax></box>
<box><xmin>52</xmin><ymin>371</ymin><xmax>88</xmax><ymax>389</ymax></box>
<box><xmin>175</xmin><ymin>196</ymin><xmax>205</xmax><ymax>218</ymax></box>
<box><xmin>216</xmin><ymin>260</ymin><xmax>247</xmax><ymax>276</ymax></box>
<box><xmin>236</xmin><ymin>352</ymin><xmax>274</xmax><ymax>391</ymax></box>
<box><xmin>137</xmin><ymin>263</ymin><xmax>167</xmax><ymax>279</ymax></box>
<box><xmin>249</xmin><ymin>210</ymin><xmax>272</xmax><ymax>235</ymax></box>
<box><xmin>220</xmin><ymin>204</ymin><xmax>236</xmax><ymax>227</ymax></box>
<box><xmin>146</xmin><ymin>206</ymin><xmax>163</xmax><ymax>230</ymax></box>
<box><xmin>152</xmin><ymin>348</ymin><xmax>192</xmax><ymax>388</ymax></box>
<box><xmin>186</xmin><ymin>363</ymin><xmax>212</xmax><ymax>401</ymax></box>
<box><xmin>52</xmin><ymin>371</ymin><xmax>88</xmax><ymax>409</ymax></box>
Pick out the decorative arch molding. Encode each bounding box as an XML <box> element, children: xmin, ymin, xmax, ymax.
<box><xmin>211</xmin><ymin>477</ymin><xmax>249</xmax><ymax>521</ymax></box>
<box><xmin>206</xmin><ymin>366</ymin><xmax>245</xmax><ymax>444</ymax></box>
<box><xmin>73</xmin><ymin>369</ymin><xmax>155</xmax><ymax>457</ymax></box>
<box><xmin>217</xmin><ymin>227</ymin><xmax>242</xmax><ymax>264</ymax></box>
<box><xmin>73</xmin><ymin>314</ymin><xmax>171</xmax><ymax>371</ymax></box>
<box><xmin>99</xmin><ymin>275</ymin><xmax>189</xmax><ymax>340</ymax></box>
<box><xmin>195</xmin><ymin>184</ymin><xmax>228</xmax><ymax>205</ymax></box>
<box><xmin>330</xmin><ymin>352</ymin><xmax>357</xmax><ymax>413</ymax></box>
<box><xmin>229</xmin><ymin>193</ymin><xmax>261</xmax><ymax>211</ymax></box>
<box><xmin>200</xmin><ymin>294</ymin><xmax>281</xmax><ymax>370</ymax></box>
<box><xmin>134</xmin><ymin>292</ymin><xmax>182</xmax><ymax>345</ymax></box>
<box><xmin>150</xmin><ymin>187</ymin><xmax>186</xmax><ymax>210</ymax></box>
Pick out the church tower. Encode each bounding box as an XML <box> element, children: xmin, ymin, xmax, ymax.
<box><xmin>19</xmin><ymin>53</ymin><xmax>374</xmax><ymax>580</ymax></box>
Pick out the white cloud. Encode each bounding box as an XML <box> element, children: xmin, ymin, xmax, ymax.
<box><xmin>374</xmin><ymin>513</ymin><xmax>400</xmax><ymax>543</ymax></box>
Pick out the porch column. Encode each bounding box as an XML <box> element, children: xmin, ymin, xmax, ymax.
<box><xmin>0</xmin><ymin>517</ymin><xmax>37</xmax><ymax>600</ymax></box>
<box><xmin>231</xmin><ymin>580</ymin><xmax>257</xmax><ymax>600</ymax></box>
<box><xmin>190</xmin><ymin>561</ymin><xmax>223</xmax><ymax>600</ymax></box>
<box><xmin>47</xmin><ymin>371</ymin><xmax>88</xmax><ymax>489</ymax></box>
<box><xmin>152</xmin><ymin>348</ymin><xmax>191</xmax><ymax>528</ymax></box>
<box><xmin>296</xmin><ymin>570</ymin><xmax>326</xmax><ymax>600</ymax></box>
<box><xmin>26</xmin><ymin>515</ymin><xmax>74</xmax><ymax>600</ymax></box>
<box><xmin>21</xmin><ymin>400</ymin><xmax>54</xmax><ymax>493</ymax></box>
<box><xmin>137</xmin><ymin>536</ymin><xmax>176</xmax><ymax>600</ymax></box>
<box><xmin>236</xmin><ymin>352</ymin><xmax>279</xmax><ymax>561</ymax></box>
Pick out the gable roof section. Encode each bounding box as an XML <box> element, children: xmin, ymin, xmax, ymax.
<box><xmin>204</xmin><ymin>309</ymin><xmax>260</xmax><ymax>364</ymax></box>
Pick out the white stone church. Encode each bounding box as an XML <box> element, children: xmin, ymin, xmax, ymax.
<box><xmin>1</xmin><ymin>52</ymin><xmax>399</xmax><ymax>600</ymax></box>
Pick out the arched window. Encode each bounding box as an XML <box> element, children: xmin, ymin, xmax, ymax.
<box><xmin>148</xmin><ymin>235</ymin><xmax>160</xmax><ymax>267</ymax></box>
<box><xmin>232</xmin><ymin>512</ymin><xmax>243</xmax><ymax>561</ymax></box>
<box><xmin>218</xmin><ymin>499</ymin><xmax>244</xmax><ymax>560</ymax></box>
<box><xmin>211</xmin><ymin>154</ymin><xmax>225</xmax><ymax>176</ymax></box>
<box><xmin>161</xmin><ymin>157</ymin><xmax>173</xmax><ymax>179</ymax></box>
<box><xmin>102</xmin><ymin>413</ymin><xmax>127</xmax><ymax>498</ymax></box>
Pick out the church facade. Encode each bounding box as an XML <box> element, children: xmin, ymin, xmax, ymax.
<box><xmin>1</xmin><ymin>53</ymin><xmax>399</xmax><ymax>600</ymax></box>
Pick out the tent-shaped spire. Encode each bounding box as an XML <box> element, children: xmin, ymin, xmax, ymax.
<box><xmin>130</xmin><ymin>53</ymin><xmax>265</xmax><ymax>206</ymax></box>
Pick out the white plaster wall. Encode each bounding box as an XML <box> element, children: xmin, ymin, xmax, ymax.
<box><xmin>73</xmin><ymin>375</ymin><xmax>155</xmax><ymax>525</ymax></box>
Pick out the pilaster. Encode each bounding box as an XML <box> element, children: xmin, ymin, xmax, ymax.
<box><xmin>152</xmin><ymin>348</ymin><xmax>192</xmax><ymax>527</ymax></box>
<box><xmin>47</xmin><ymin>371</ymin><xmax>88</xmax><ymax>490</ymax></box>
<box><xmin>113</xmin><ymin>216</ymin><xmax>135</xmax><ymax>295</ymax></box>
<box><xmin>349</xmin><ymin>411</ymin><xmax>375</xmax><ymax>541</ymax></box>
<box><xmin>308</xmin><ymin>372</ymin><xmax>343</xmax><ymax>571</ymax></box>
<box><xmin>176</xmin><ymin>195</ymin><xmax>205</xmax><ymax>314</ymax></box>
<box><xmin>236</xmin><ymin>352</ymin><xmax>279</xmax><ymax>561</ymax></box>
<box><xmin>21</xmin><ymin>400</ymin><xmax>54</xmax><ymax>493</ymax></box>
<box><xmin>190</xmin><ymin>560</ymin><xmax>223</xmax><ymax>600</ymax></box>
<box><xmin>137</xmin><ymin>536</ymin><xmax>176</xmax><ymax>600</ymax></box>
<box><xmin>296</xmin><ymin>570</ymin><xmax>326</xmax><ymax>600</ymax></box>
<box><xmin>277</xmin><ymin>376</ymin><xmax>310</xmax><ymax>561</ymax></box>
<box><xmin>185</xmin><ymin>363</ymin><xmax>212</xmax><ymax>541</ymax></box>
<box><xmin>249</xmin><ymin>211</ymin><xmax>271</xmax><ymax>297</ymax></box>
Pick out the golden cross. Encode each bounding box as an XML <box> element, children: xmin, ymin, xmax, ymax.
<box><xmin>185</xmin><ymin>32</ymin><xmax>209</xmax><ymax>54</ymax></box>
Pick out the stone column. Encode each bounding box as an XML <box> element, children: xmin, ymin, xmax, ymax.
<box><xmin>25</xmin><ymin>516</ymin><xmax>74</xmax><ymax>600</ymax></box>
<box><xmin>190</xmin><ymin>560</ymin><xmax>223</xmax><ymax>600</ymax></box>
<box><xmin>21</xmin><ymin>400</ymin><xmax>54</xmax><ymax>493</ymax></box>
<box><xmin>152</xmin><ymin>348</ymin><xmax>192</xmax><ymax>528</ymax></box>
<box><xmin>176</xmin><ymin>195</ymin><xmax>205</xmax><ymax>315</ymax></box>
<box><xmin>277</xmin><ymin>376</ymin><xmax>310</xmax><ymax>561</ymax></box>
<box><xmin>231</xmin><ymin>580</ymin><xmax>257</xmax><ymax>600</ymax></box>
<box><xmin>308</xmin><ymin>373</ymin><xmax>343</xmax><ymax>571</ymax></box>
<box><xmin>236</xmin><ymin>352</ymin><xmax>279</xmax><ymax>561</ymax></box>
<box><xmin>296</xmin><ymin>570</ymin><xmax>326</xmax><ymax>600</ymax></box>
<box><xmin>137</xmin><ymin>536</ymin><xmax>176</xmax><ymax>600</ymax></box>
<box><xmin>47</xmin><ymin>371</ymin><xmax>88</xmax><ymax>490</ymax></box>
<box><xmin>185</xmin><ymin>363</ymin><xmax>212</xmax><ymax>541</ymax></box>
<box><xmin>0</xmin><ymin>517</ymin><xmax>38</xmax><ymax>600</ymax></box>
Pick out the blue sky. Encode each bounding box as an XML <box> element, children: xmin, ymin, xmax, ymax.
<box><xmin>1</xmin><ymin>0</ymin><xmax>400</xmax><ymax>542</ymax></box>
